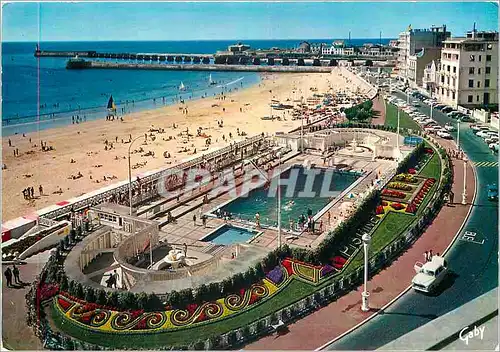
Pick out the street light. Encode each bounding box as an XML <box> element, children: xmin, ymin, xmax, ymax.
<box><xmin>361</xmin><ymin>233</ymin><xmax>371</xmax><ymax>312</ymax></box>
<box><xmin>430</xmin><ymin>101</ymin><xmax>435</xmax><ymax>120</ymax></box>
<box><xmin>396</xmin><ymin>108</ymin><xmax>401</xmax><ymax>161</ymax></box>
<box><xmin>462</xmin><ymin>156</ymin><xmax>468</xmax><ymax>205</ymax></box>
<box><xmin>128</xmin><ymin>135</ymin><xmax>145</xmax><ymax>216</ymax></box>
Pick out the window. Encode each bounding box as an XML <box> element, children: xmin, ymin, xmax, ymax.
<box><xmin>478</xmin><ymin>68</ymin><xmax>481</xmax><ymax>74</ymax></box>
<box><xmin>446</xmin><ymin>89</ymin><xmax>450</xmax><ymax>97</ymax></box>
<box><xmin>447</xmin><ymin>77</ymin><xmax>450</xmax><ymax>84</ymax></box>
<box><xmin>454</xmin><ymin>54</ymin><xmax>459</xmax><ymax>60</ymax></box>
<box><xmin>477</xmin><ymin>81</ymin><xmax>481</xmax><ymax>88</ymax></box>
<box><xmin>486</xmin><ymin>55</ymin><xmax>492</xmax><ymax>61</ymax></box>
<box><xmin>452</xmin><ymin>92</ymin><xmax>456</xmax><ymax>99</ymax></box>
<box><xmin>453</xmin><ymin>66</ymin><xmax>457</xmax><ymax>73</ymax></box>
<box><xmin>470</xmin><ymin>55</ymin><xmax>475</xmax><ymax>62</ymax></box>
<box><xmin>447</xmin><ymin>65</ymin><xmax>450</xmax><ymax>72</ymax></box>
<box><xmin>453</xmin><ymin>78</ymin><xmax>456</xmax><ymax>86</ymax></box>
<box><xmin>469</xmin><ymin>67</ymin><xmax>475</xmax><ymax>74</ymax></box>
<box><xmin>442</xmin><ymin>88</ymin><xmax>445</xmax><ymax>94</ymax></box>
<box><xmin>441</xmin><ymin>76</ymin><xmax>445</xmax><ymax>83</ymax></box>
<box><xmin>479</xmin><ymin>55</ymin><xmax>482</xmax><ymax>62</ymax></box>
<box><xmin>469</xmin><ymin>80</ymin><xmax>474</xmax><ymax>88</ymax></box>
<box><xmin>485</xmin><ymin>79</ymin><xmax>490</xmax><ymax>88</ymax></box>
<box><xmin>477</xmin><ymin>95</ymin><xmax>480</xmax><ymax>102</ymax></box>
<box><xmin>486</xmin><ymin>67</ymin><xmax>491</xmax><ymax>74</ymax></box>
<box><xmin>468</xmin><ymin>95</ymin><xmax>473</xmax><ymax>103</ymax></box>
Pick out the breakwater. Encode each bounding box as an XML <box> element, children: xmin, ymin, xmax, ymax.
<box><xmin>68</xmin><ymin>60</ymin><xmax>335</xmax><ymax>73</ymax></box>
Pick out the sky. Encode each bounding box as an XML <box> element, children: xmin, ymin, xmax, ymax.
<box><xmin>2</xmin><ymin>1</ymin><xmax>498</xmax><ymax>42</ymax></box>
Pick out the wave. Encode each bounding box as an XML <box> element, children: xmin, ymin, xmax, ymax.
<box><xmin>216</xmin><ymin>77</ymin><xmax>244</xmax><ymax>88</ymax></box>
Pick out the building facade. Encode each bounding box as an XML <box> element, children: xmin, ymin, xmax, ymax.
<box><xmin>407</xmin><ymin>47</ymin><xmax>442</xmax><ymax>85</ymax></box>
<box><xmin>423</xmin><ymin>60</ymin><xmax>440</xmax><ymax>94</ymax></box>
<box><xmin>435</xmin><ymin>30</ymin><xmax>498</xmax><ymax>108</ymax></box>
<box><xmin>396</xmin><ymin>25</ymin><xmax>450</xmax><ymax>82</ymax></box>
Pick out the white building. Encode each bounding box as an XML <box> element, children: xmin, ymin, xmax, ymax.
<box><xmin>321</xmin><ymin>40</ymin><xmax>355</xmax><ymax>56</ymax></box>
<box><xmin>423</xmin><ymin>60</ymin><xmax>440</xmax><ymax>94</ymax></box>
<box><xmin>435</xmin><ymin>30</ymin><xmax>498</xmax><ymax>108</ymax></box>
<box><xmin>407</xmin><ymin>47</ymin><xmax>442</xmax><ymax>85</ymax></box>
<box><xmin>396</xmin><ymin>25</ymin><xmax>450</xmax><ymax>82</ymax></box>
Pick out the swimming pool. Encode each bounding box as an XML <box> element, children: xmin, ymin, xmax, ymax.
<box><xmin>201</xmin><ymin>224</ymin><xmax>260</xmax><ymax>245</ymax></box>
<box><xmin>212</xmin><ymin>166</ymin><xmax>361</xmax><ymax>228</ymax></box>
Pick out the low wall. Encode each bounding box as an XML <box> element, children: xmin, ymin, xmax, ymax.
<box><xmin>80</xmin><ymin>61</ymin><xmax>334</xmax><ymax>73</ymax></box>
<box><xmin>18</xmin><ymin>221</ymin><xmax>72</xmax><ymax>260</ymax></box>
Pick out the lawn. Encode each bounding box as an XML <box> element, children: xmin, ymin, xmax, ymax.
<box><xmin>419</xmin><ymin>151</ymin><xmax>441</xmax><ymax>179</ymax></box>
<box><xmin>384</xmin><ymin>102</ymin><xmax>421</xmax><ymax>131</ymax></box>
<box><xmin>51</xmin><ymin>279</ymin><xmax>317</xmax><ymax>349</ymax></box>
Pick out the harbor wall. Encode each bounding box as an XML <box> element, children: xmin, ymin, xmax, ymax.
<box><xmin>72</xmin><ymin>61</ymin><xmax>334</xmax><ymax>73</ymax></box>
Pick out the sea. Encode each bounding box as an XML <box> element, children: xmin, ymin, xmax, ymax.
<box><xmin>2</xmin><ymin>39</ymin><xmax>392</xmax><ymax>136</ymax></box>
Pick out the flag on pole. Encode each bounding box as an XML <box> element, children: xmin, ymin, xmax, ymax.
<box><xmin>107</xmin><ymin>95</ymin><xmax>116</xmax><ymax>112</ymax></box>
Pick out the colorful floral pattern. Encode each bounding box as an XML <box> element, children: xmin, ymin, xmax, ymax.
<box><xmin>54</xmin><ymin>256</ymin><xmax>339</xmax><ymax>334</ymax></box>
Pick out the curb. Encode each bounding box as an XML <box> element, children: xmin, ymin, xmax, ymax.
<box><xmin>315</xmin><ymin>142</ymin><xmax>479</xmax><ymax>351</ymax></box>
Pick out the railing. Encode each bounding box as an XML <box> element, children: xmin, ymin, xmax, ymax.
<box><xmin>39</xmin><ymin>135</ymin><xmax>266</xmax><ymax>221</ymax></box>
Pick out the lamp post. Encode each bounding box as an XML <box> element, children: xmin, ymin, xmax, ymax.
<box><xmin>277</xmin><ymin>153</ymin><xmax>282</xmax><ymax>248</ymax></box>
<box><xmin>462</xmin><ymin>156</ymin><xmax>468</xmax><ymax>205</ymax></box>
<box><xmin>396</xmin><ymin>108</ymin><xmax>401</xmax><ymax>161</ymax></box>
<box><xmin>128</xmin><ymin>135</ymin><xmax>144</xmax><ymax>216</ymax></box>
<box><xmin>457</xmin><ymin>119</ymin><xmax>461</xmax><ymax>152</ymax></box>
<box><xmin>301</xmin><ymin>96</ymin><xmax>305</xmax><ymax>153</ymax></box>
<box><xmin>361</xmin><ymin>233</ymin><xmax>371</xmax><ymax>312</ymax></box>
<box><xmin>430</xmin><ymin>101</ymin><xmax>434</xmax><ymax>120</ymax></box>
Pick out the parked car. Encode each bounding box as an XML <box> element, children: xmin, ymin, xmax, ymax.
<box><xmin>412</xmin><ymin>256</ymin><xmax>448</xmax><ymax>293</ymax></box>
<box><xmin>487</xmin><ymin>184</ymin><xmax>498</xmax><ymax>201</ymax></box>
<box><xmin>489</xmin><ymin>143</ymin><xmax>499</xmax><ymax>153</ymax></box>
<box><xmin>485</xmin><ymin>136</ymin><xmax>499</xmax><ymax>144</ymax></box>
<box><xmin>442</xmin><ymin>107</ymin><xmax>454</xmax><ymax>113</ymax></box>
<box><xmin>444</xmin><ymin>123</ymin><xmax>455</xmax><ymax>132</ymax></box>
<box><xmin>437</xmin><ymin>131</ymin><xmax>453</xmax><ymax>139</ymax></box>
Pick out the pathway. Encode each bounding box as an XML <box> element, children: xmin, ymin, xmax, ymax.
<box><xmin>244</xmin><ymin>136</ymin><xmax>475</xmax><ymax>350</ymax></box>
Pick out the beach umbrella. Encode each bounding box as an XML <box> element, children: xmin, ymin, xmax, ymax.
<box><xmin>348</xmin><ymin>193</ymin><xmax>355</xmax><ymax>199</ymax></box>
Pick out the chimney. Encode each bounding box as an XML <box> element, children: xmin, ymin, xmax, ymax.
<box><xmin>472</xmin><ymin>22</ymin><xmax>476</xmax><ymax>39</ymax></box>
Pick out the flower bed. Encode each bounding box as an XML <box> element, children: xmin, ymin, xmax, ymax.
<box><xmin>393</xmin><ymin>173</ymin><xmax>419</xmax><ymax>184</ymax></box>
<box><xmin>382</xmin><ymin>189</ymin><xmax>406</xmax><ymax>199</ymax></box>
<box><xmin>387</xmin><ymin>182</ymin><xmax>413</xmax><ymax>191</ymax></box>
<box><xmin>376</xmin><ymin>200</ymin><xmax>409</xmax><ymax>218</ymax></box>
<box><xmin>53</xmin><ymin>257</ymin><xmax>338</xmax><ymax>334</ymax></box>
<box><xmin>406</xmin><ymin>178</ymin><xmax>436</xmax><ymax>214</ymax></box>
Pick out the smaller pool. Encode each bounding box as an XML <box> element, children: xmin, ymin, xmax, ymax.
<box><xmin>201</xmin><ymin>225</ymin><xmax>260</xmax><ymax>245</ymax></box>
<box><xmin>404</xmin><ymin>136</ymin><xmax>423</xmax><ymax>146</ymax></box>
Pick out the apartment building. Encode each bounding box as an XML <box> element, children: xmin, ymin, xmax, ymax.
<box><xmin>407</xmin><ymin>47</ymin><xmax>442</xmax><ymax>85</ymax></box>
<box><xmin>396</xmin><ymin>25</ymin><xmax>450</xmax><ymax>82</ymax></box>
<box><xmin>423</xmin><ymin>60</ymin><xmax>440</xmax><ymax>94</ymax></box>
<box><xmin>435</xmin><ymin>30</ymin><xmax>498</xmax><ymax>108</ymax></box>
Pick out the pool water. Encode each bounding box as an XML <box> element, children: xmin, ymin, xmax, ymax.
<box><xmin>214</xmin><ymin>166</ymin><xmax>360</xmax><ymax>228</ymax></box>
<box><xmin>201</xmin><ymin>225</ymin><xmax>257</xmax><ymax>245</ymax></box>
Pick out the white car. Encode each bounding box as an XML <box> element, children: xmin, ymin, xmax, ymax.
<box><xmin>437</xmin><ymin>131</ymin><xmax>453</xmax><ymax>139</ymax></box>
<box><xmin>444</xmin><ymin>124</ymin><xmax>455</xmax><ymax>132</ymax></box>
<box><xmin>412</xmin><ymin>256</ymin><xmax>448</xmax><ymax>293</ymax></box>
<box><xmin>477</xmin><ymin>130</ymin><xmax>494</xmax><ymax>138</ymax></box>
<box><xmin>489</xmin><ymin>143</ymin><xmax>499</xmax><ymax>152</ymax></box>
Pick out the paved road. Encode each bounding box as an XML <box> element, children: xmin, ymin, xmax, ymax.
<box><xmin>324</xmin><ymin>91</ymin><xmax>498</xmax><ymax>350</ymax></box>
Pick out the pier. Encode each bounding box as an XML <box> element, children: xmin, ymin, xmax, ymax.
<box><xmin>67</xmin><ymin>59</ymin><xmax>336</xmax><ymax>73</ymax></box>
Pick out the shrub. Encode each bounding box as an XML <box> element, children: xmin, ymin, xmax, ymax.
<box><xmin>192</xmin><ymin>340</ymin><xmax>205</xmax><ymax>350</ymax></box>
<box><xmin>226</xmin><ymin>331</ymin><xmax>237</xmax><ymax>346</ymax></box>
<box><xmin>96</xmin><ymin>289</ymin><xmax>107</xmax><ymax>306</ymax></box>
<box><xmin>84</xmin><ymin>286</ymin><xmax>96</xmax><ymax>303</ymax></box>
<box><xmin>241</xmin><ymin>325</ymin><xmax>251</xmax><ymax>339</ymax></box>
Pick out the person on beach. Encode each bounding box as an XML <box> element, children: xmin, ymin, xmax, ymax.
<box><xmin>192</xmin><ymin>214</ymin><xmax>197</xmax><ymax>226</ymax></box>
<box><xmin>39</xmin><ymin>185</ymin><xmax>43</xmax><ymax>196</ymax></box>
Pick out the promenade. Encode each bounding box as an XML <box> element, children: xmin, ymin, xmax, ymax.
<box><xmin>244</xmin><ymin>136</ymin><xmax>476</xmax><ymax>350</ymax></box>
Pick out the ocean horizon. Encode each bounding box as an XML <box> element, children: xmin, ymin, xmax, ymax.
<box><xmin>2</xmin><ymin>38</ymin><xmax>392</xmax><ymax>136</ymax></box>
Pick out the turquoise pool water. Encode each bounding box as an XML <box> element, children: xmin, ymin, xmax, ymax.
<box><xmin>214</xmin><ymin>166</ymin><xmax>360</xmax><ymax>228</ymax></box>
<box><xmin>201</xmin><ymin>225</ymin><xmax>257</xmax><ymax>245</ymax></box>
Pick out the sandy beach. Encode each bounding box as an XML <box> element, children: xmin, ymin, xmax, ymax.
<box><xmin>2</xmin><ymin>67</ymin><xmax>374</xmax><ymax>222</ymax></box>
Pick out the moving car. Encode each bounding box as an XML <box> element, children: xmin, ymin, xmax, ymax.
<box><xmin>412</xmin><ymin>256</ymin><xmax>448</xmax><ymax>293</ymax></box>
<box><xmin>487</xmin><ymin>184</ymin><xmax>498</xmax><ymax>201</ymax></box>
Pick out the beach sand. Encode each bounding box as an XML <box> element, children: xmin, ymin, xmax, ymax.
<box><xmin>2</xmin><ymin>67</ymin><xmax>374</xmax><ymax>222</ymax></box>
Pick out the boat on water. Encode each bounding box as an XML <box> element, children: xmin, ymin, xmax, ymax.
<box><xmin>179</xmin><ymin>82</ymin><xmax>186</xmax><ymax>91</ymax></box>
<box><xmin>209</xmin><ymin>74</ymin><xmax>216</xmax><ymax>85</ymax></box>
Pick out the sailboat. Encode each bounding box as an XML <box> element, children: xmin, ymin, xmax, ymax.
<box><xmin>209</xmin><ymin>74</ymin><xmax>216</xmax><ymax>86</ymax></box>
<box><xmin>179</xmin><ymin>82</ymin><xmax>186</xmax><ymax>91</ymax></box>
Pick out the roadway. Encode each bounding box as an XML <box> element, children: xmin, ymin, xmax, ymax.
<box><xmin>323</xmin><ymin>90</ymin><xmax>498</xmax><ymax>350</ymax></box>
